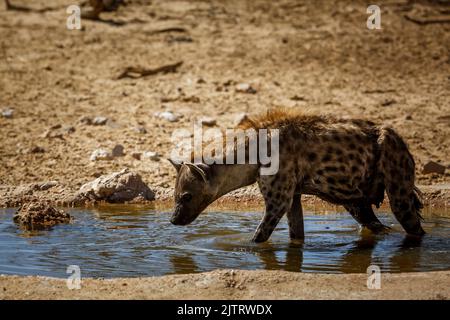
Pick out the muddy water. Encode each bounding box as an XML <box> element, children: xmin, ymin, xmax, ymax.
<box><xmin>0</xmin><ymin>207</ymin><xmax>449</xmax><ymax>278</ymax></box>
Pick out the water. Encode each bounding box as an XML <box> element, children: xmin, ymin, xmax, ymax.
<box><xmin>0</xmin><ymin>207</ymin><xmax>449</xmax><ymax>278</ymax></box>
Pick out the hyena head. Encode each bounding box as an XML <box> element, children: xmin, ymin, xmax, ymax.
<box><xmin>168</xmin><ymin>159</ymin><xmax>216</xmax><ymax>225</ymax></box>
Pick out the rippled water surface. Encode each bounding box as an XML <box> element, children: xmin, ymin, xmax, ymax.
<box><xmin>0</xmin><ymin>207</ymin><xmax>449</xmax><ymax>278</ymax></box>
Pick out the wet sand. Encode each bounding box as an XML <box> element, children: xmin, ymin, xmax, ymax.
<box><xmin>1</xmin><ymin>269</ymin><xmax>449</xmax><ymax>300</ymax></box>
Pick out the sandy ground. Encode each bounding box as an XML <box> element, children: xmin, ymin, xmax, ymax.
<box><xmin>1</xmin><ymin>269</ymin><xmax>449</xmax><ymax>300</ymax></box>
<box><xmin>0</xmin><ymin>0</ymin><xmax>449</xmax><ymax>206</ymax></box>
<box><xmin>1</xmin><ymin>0</ymin><xmax>449</xmax><ymax>299</ymax></box>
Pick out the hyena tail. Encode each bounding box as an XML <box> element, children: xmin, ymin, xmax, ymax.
<box><xmin>377</xmin><ymin>126</ymin><xmax>425</xmax><ymax>236</ymax></box>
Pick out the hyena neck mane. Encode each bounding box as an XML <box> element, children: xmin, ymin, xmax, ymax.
<box><xmin>189</xmin><ymin>108</ymin><xmax>329</xmax><ymax>199</ymax></box>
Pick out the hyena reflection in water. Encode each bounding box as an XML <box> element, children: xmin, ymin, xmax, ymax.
<box><xmin>169</xmin><ymin>109</ymin><xmax>425</xmax><ymax>243</ymax></box>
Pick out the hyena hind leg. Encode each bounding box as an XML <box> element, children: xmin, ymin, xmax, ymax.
<box><xmin>343</xmin><ymin>203</ymin><xmax>390</xmax><ymax>233</ymax></box>
<box><xmin>287</xmin><ymin>194</ymin><xmax>304</xmax><ymax>240</ymax></box>
<box><xmin>386</xmin><ymin>185</ymin><xmax>425</xmax><ymax>236</ymax></box>
<box><xmin>378</xmin><ymin>127</ymin><xmax>425</xmax><ymax>236</ymax></box>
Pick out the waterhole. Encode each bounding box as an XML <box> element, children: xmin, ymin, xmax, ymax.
<box><xmin>0</xmin><ymin>207</ymin><xmax>449</xmax><ymax>278</ymax></box>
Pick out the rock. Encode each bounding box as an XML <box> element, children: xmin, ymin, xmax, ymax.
<box><xmin>29</xmin><ymin>146</ymin><xmax>45</xmax><ymax>154</ymax></box>
<box><xmin>90</xmin><ymin>149</ymin><xmax>113</xmax><ymax>161</ymax></box>
<box><xmin>235</xmin><ymin>83</ymin><xmax>257</xmax><ymax>94</ymax></box>
<box><xmin>404</xmin><ymin>114</ymin><xmax>413</xmax><ymax>120</ymax></box>
<box><xmin>381</xmin><ymin>99</ymin><xmax>396</xmax><ymax>107</ymax></box>
<box><xmin>1</xmin><ymin>108</ymin><xmax>14</xmax><ymax>118</ymax></box>
<box><xmin>112</xmin><ymin>144</ymin><xmax>125</xmax><ymax>157</ymax></box>
<box><xmin>290</xmin><ymin>95</ymin><xmax>306</xmax><ymax>101</ymax></box>
<box><xmin>50</xmin><ymin>124</ymin><xmax>62</xmax><ymax>130</ymax></box>
<box><xmin>131</xmin><ymin>152</ymin><xmax>142</xmax><ymax>160</ymax></box>
<box><xmin>93</xmin><ymin>116</ymin><xmax>108</xmax><ymax>125</ymax></box>
<box><xmin>154</xmin><ymin>111</ymin><xmax>180</xmax><ymax>122</ymax></box>
<box><xmin>13</xmin><ymin>202</ymin><xmax>72</xmax><ymax>230</ymax></box>
<box><xmin>134</xmin><ymin>126</ymin><xmax>147</xmax><ymax>134</ymax></box>
<box><xmin>79</xmin><ymin>116</ymin><xmax>93</xmax><ymax>125</ymax></box>
<box><xmin>423</xmin><ymin>161</ymin><xmax>446</xmax><ymax>175</ymax></box>
<box><xmin>42</xmin><ymin>127</ymin><xmax>64</xmax><ymax>139</ymax></box>
<box><xmin>74</xmin><ymin>169</ymin><xmax>155</xmax><ymax>203</ymax></box>
<box><xmin>63</xmin><ymin>125</ymin><xmax>76</xmax><ymax>134</ymax></box>
<box><xmin>39</xmin><ymin>181</ymin><xmax>59</xmax><ymax>191</ymax></box>
<box><xmin>142</xmin><ymin>151</ymin><xmax>160</xmax><ymax>161</ymax></box>
<box><xmin>198</xmin><ymin>117</ymin><xmax>217</xmax><ymax>127</ymax></box>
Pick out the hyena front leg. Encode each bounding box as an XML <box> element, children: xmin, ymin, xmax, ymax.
<box><xmin>343</xmin><ymin>203</ymin><xmax>389</xmax><ymax>233</ymax></box>
<box><xmin>252</xmin><ymin>175</ymin><xmax>296</xmax><ymax>243</ymax></box>
<box><xmin>287</xmin><ymin>194</ymin><xmax>305</xmax><ymax>240</ymax></box>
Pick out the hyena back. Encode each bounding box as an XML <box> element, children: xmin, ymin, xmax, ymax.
<box><xmin>169</xmin><ymin>109</ymin><xmax>424</xmax><ymax>242</ymax></box>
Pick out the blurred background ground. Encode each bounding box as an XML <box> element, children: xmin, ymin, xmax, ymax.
<box><xmin>0</xmin><ymin>0</ymin><xmax>449</xmax><ymax>204</ymax></box>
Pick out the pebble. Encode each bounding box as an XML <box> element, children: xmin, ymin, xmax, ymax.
<box><xmin>404</xmin><ymin>114</ymin><xmax>413</xmax><ymax>120</ymax></box>
<box><xmin>93</xmin><ymin>116</ymin><xmax>108</xmax><ymax>126</ymax></box>
<box><xmin>154</xmin><ymin>111</ymin><xmax>180</xmax><ymax>122</ymax></box>
<box><xmin>1</xmin><ymin>108</ymin><xmax>14</xmax><ymax>118</ymax></box>
<box><xmin>29</xmin><ymin>146</ymin><xmax>45</xmax><ymax>154</ymax></box>
<box><xmin>112</xmin><ymin>144</ymin><xmax>125</xmax><ymax>157</ymax></box>
<box><xmin>198</xmin><ymin>117</ymin><xmax>217</xmax><ymax>127</ymax></box>
<box><xmin>39</xmin><ymin>181</ymin><xmax>58</xmax><ymax>191</ymax></box>
<box><xmin>381</xmin><ymin>99</ymin><xmax>396</xmax><ymax>107</ymax></box>
<box><xmin>63</xmin><ymin>125</ymin><xmax>76</xmax><ymax>134</ymax></box>
<box><xmin>134</xmin><ymin>126</ymin><xmax>147</xmax><ymax>134</ymax></box>
<box><xmin>142</xmin><ymin>151</ymin><xmax>160</xmax><ymax>161</ymax></box>
<box><xmin>90</xmin><ymin>149</ymin><xmax>113</xmax><ymax>161</ymax></box>
<box><xmin>235</xmin><ymin>83</ymin><xmax>257</xmax><ymax>94</ymax></box>
<box><xmin>131</xmin><ymin>152</ymin><xmax>142</xmax><ymax>160</ymax></box>
<box><xmin>78</xmin><ymin>116</ymin><xmax>93</xmax><ymax>125</ymax></box>
<box><xmin>422</xmin><ymin>161</ymin><xmax>446</xmax><ymax>175</ymax></box>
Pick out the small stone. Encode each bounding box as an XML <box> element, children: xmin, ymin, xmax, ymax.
<box><xmin>142</xmin><ymin>151</ymin><xmax>160</xmax><ymax>161</ymax></box>
<box><xmin>42</xmin><ymin>129</ymin><xmax>64</xmax><ymax>139</ymax></box>
<box><xmin>29</xmin><ymin>146</ymin><xmax>45</xmax><ymax>154</ymax></box>
<box><xmin>93</xmin><ymin>116</ymin><xmax>108</xmax><ymax>125</ymax></box>
<box><xmin>404</xmin><ymin>114</ymin><xmax>413</xmax><ymax>120</ymax></box>
<box><xmin>39</xmin><ymin>181</ymin><xmax>58</xmax><ymax>191</ymax></box>
<box><xmin>198</xmin><ymin>117</ymin><xmax>217</xmax><ymax>127</ymax></box>
<box><xmin>1</xmin><ymin>108</ymin><xmax>14</xmax><ymax>118</ymax></box>
<box><xmin>154</xmin><ymin>111</ymin><xmax>180</xmax><ymax>122</ymax></box>
<box><xmin>112</xmin><ymin>144</ymin><xmax>125</xmax><ymax>157</ymax></box>
<box><xmin>381</xmin><ymin>99</ymin><xmax>396</xmax><ymax>107</ymax></box>
<box><xmin>290</xmin><ymin>95</ymin><xmax>306</xmax><ymax>101</ymax></box>
<box><xmin>422</xmin><ymin>161</ymin><xmax>446</xmax><ymax>175</ymax></box>
<box><xmin>90</xmin><ymin>149</ymin><xmax>113</xmax><ymax>161</ymax></box>
<box><xmin>131</xmin><ymin>152</ymin><xmax>142</xmax><ymax>160</ymax></box>
<box><xmin>63</xmin><ymin>125</ymin><xmax>76</xmax><ymax>134</ymax></box>
<box><xmin>50</xmin><ymin>124</ymin><xmax>62</xmax><ymax>130</ymax></box>
<box><xmin>78</xmin><ymin>116</ymin><xmax>93</xmax><ymax>125</ymax></box>
<box><xmin>235</xmin><ymin>83</ymin><xmax>257</xmax><ymax>94</ymax></box>
<box><xmin>134</xmin><ymin>126</ymin><xmax>147</xmax><ymax>134</ymax></box>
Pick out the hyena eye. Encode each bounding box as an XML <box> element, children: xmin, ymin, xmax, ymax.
<box><xmin>181</xmin><ymin>193</ymin><xmax>192</xmax><ymax>202</ymax></box>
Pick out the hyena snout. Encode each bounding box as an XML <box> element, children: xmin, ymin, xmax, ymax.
<box><xmin>170</xmin><ymin>204</ymin><xmax>201</xmax><ymax>226</ymax></box>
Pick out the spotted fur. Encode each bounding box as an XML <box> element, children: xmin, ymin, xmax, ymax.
<box><xmin>170</xmin><ymin>109</ymin><xmax>425</xmax><ymax>242</ymax></box>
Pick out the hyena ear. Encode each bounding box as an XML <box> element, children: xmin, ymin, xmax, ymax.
<box><xmin>168</xmin><ymin>158</ymin><xmax>183</xmax><ymax>172</ymax></box>
<box><xmin>185</xmin><ymin>163</ymin><xmax>211</xmax><ymax>183</ymax></box>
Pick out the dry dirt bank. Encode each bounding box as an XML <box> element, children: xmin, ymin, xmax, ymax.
<box><xmin>0</xmin><ymin>0</ymin><xmax>449</xmax><ymax>206</ymax></box>
<box><xmin>1</xmin><ymin>269</ymin><xmax>449</xmax><ymax>300</ymax></box>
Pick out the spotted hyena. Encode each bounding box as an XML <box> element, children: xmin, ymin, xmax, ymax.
<box><xmin>169</xmin><ymin>109</ymin><xmax>424</xmax><ymax>242</ymax></box>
